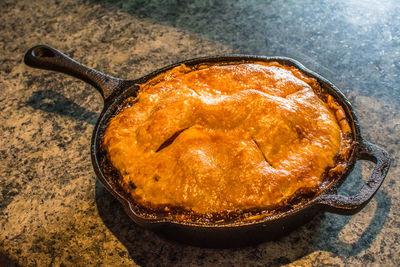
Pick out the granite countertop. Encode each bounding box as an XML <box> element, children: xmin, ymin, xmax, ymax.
<box><xmin>1</xmin><ymin>0</ymin><xmax>399</xmax><ymax>266</ymax></box>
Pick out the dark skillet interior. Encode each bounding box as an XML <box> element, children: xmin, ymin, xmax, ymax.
<box><xmin>91</xmin><ymin>56</ymin><xmax>360</xmax><ymax>226</ymax></box>
<box><xmin>24</xmin><ymin>46</ymin><xmax>390</xmax><ymax>246</ymax></box>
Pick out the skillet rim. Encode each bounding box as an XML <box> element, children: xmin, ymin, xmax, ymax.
<box><xmin>91</xmin><ymin>54</ymin><xmax>361</xmax><ymax>228</ymax></box>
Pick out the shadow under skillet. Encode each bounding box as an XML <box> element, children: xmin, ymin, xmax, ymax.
<box><xmin>27</xmin><ymin>90</ymin><xmax>98</xmax><ymax>126</ymax></box>
<box><xmin>95</xmin><ymin>160</ymin><xmax>391</xmax><ymax>266</ymax></box>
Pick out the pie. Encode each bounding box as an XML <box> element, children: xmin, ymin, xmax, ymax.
<box><xmin>102</xmin><ymin>61</ymin><xmax>353</xmax><ymax>219</ymax></box>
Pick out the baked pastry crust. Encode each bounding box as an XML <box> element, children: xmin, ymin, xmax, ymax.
<box><xmin>103</xmin><ymin>62</ymin><xmax>352</xmax><ymax>216</ymax></box>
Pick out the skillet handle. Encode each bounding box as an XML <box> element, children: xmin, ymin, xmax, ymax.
<box><xmin>316</xmin><ymin>141</ymin><xmax>390</xmax><ymax>215</ymax></box>
<box><xmin>24</xmin><ymin>45</ymin><xmax>135</xmax><ymax>100</ymax></box>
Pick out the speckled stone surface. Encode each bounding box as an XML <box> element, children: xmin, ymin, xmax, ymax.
<box><xmin>0</xmin><ymin>0</ymin><xmax>399</xmax><ymax>266</ymax></box>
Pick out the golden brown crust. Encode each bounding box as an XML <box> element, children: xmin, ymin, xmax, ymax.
<box><xmin>103</xmin><ymin>62</ymin><xmax>353</xmax><ymax>216</ymax></box>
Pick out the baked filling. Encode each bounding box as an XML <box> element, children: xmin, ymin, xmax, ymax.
<box><xmin>102</xmin><ymin>62</ymin><xmax>353</xmax><ymax>219</ymax></box>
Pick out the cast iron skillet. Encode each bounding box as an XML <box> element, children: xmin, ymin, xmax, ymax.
<box><xmin>24</xmin><ymin>45</ymin><xmax>390</xmax><ymax>247</ymax></box>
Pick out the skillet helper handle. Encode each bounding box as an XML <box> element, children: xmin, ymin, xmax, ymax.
<box><xmin>24</xmin><ymin>45</ymin><xmax>132</xmax><ymax>100</ymax></box>
<box><xmin>317</xmin><ymin>141</ymin><xmax>390</xmax><ymax>215</ymax></box>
